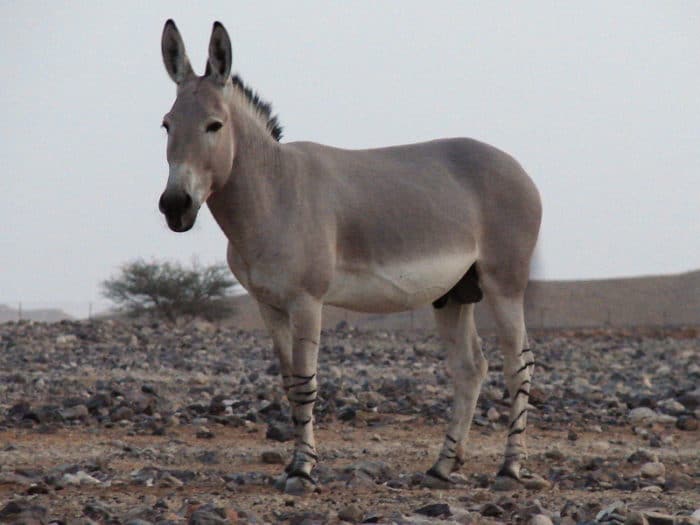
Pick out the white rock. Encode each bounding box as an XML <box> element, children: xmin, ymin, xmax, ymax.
<box><xmin>55</xmin><ymin>334</ymin><xmax>78</xmax><ymax>345</ymax></box>
<box><xmin>190</xmin><ymin>371</ymin><xmax>209</xmax><ymax>385</ymax></box>
<box><xmin>487</xmin><ymin>407</ymin><xmax>501</xmax><ymax>422</ymax></box>
<box><xmin>654</xmin><ymin>413</ymin><xmax>678</xmax><ymax>424</ymax></box>
<box><xmin>60</xmin><ymin>404</ymin><xmax>88</xmax><ymax>420</ymax></box>
<box><xmin>628</xmin><ymin>407</ymin><xmax>676</xmax><ymax>425</ymax></box>
<box><xmin>655</xmin><ymin>364</ymin><xmax>671</xmax><ymax>376</ymax></box>
<box><xmin>63</xmin><ymin>470</ymin><xmax>101</xmax><ymax>485</ymax></box>
<box><xmin>529</xmin><ymin>514</ymin><xmax>553</xmax><ymax>525</ymax></box>
<box><xmin>591</xmin><ymin>440</ymin><xmax>610</xmax><ymax>452</ymax></box>
<box><xmin>657</xmin><ymin>398</ymin><xmax>686</xmax><ymax>415</ymax></box>
<box><xmin>596</xmin><ymin>501</ymin><xmax>626</xmax><ymax>521</ymax></box>
<box><xmin>628</xmin><ymin>407</ymin><xmax>657</xmax><ymax>422</ymax></box>
<box><xmin>691</xmin><ymin>508</ymin><xmax>700</xmax><ymax>520</ymax></box>
<box><xmin>640</xmin><ymin>461</ymin><xmax>666</xmax><ymax>478</ymax></box>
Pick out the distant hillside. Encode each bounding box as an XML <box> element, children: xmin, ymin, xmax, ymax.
<box><xmin>0</xmin><ymin>304</ymin><xmax>73</xmax><ymax>323</ymax></box>
<box><xmin>221</xmin><ymin>270</ymin><xmax>700</xmax><ymax>331</ymax></box>
<box><xmin>3</xmin><ymin>270</ymin><xmax>696</xmax><ymax>329</ymax></box>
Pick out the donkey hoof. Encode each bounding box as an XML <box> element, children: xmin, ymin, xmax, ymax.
<box><xmin>284</xmin><ymin>474</ymin><xmax>315</xmax><ymax>495</ymax></box>
<box><xmin>422</xmin><ymin>468</ymin><xmax>455</xmax><ymax>489</ymax></box>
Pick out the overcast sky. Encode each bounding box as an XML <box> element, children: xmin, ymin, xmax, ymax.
<box><xmin>2</xmin><ymin>2</ymin><xmax>699</xmax><ymax>316</ymax></box>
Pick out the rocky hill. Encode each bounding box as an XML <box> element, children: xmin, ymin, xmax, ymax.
<box><xmin>3</xmin><ymin>270</ymin><xmax>697</xmax><ymax>329</ymax></box>
<box><xmin>222</xmin><ymin>270</ymin><xmax>700</xmax><ymax>331</ymax></box>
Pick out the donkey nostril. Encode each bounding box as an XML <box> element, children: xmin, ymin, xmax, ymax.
<box><xmin>159</xmin><ymin>190</ymin><xmax>192</xmax><ymax>215</ymax></box>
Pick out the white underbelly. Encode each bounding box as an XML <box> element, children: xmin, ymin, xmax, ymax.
<box><xmin>324</xmin><ymin>253</ymin><xmax>475</xmax><ymax>313</ymax></box>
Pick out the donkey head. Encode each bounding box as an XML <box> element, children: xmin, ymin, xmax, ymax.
<box><xmin>159</xmin><ymin>20</ymin><xmax>234</xmax><ymax>232</ymax></box>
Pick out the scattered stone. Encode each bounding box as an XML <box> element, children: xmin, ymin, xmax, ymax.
<box><xmin>111</xmin><ymin>406</ymin><xmax>134</xmax><ymax>422</ymax></box>
<box><xmin>338</xmin><ymin>406</ymin><xmax>357</xmax><ymax>421</ymax></box>
<box><xmin>157</xmin><ymin>474</ymin><xmax>184</xmax><ymax>488</ymax></box>
<box><xmin>266</xmin><ymin>422</ymin><xmax>294</xmax><ymax>442</ymax></box>
<box><xmin>529</xmin><ymin>514</ymin><xmax>553</xmax><ymax>525</ymax></box>
<box><xmin>521</xmin><ymin>472</ymin><xmax>551</xmax><ymax>490</ymax></box>
<box><xmin>60</xmin><ymin>404</ymin><xmax>89</xmax><ymax>420</ymax></box>
<box><xmin>280</xmin><ymin>511</ymin><xmax>327</xmax><ymax>524</ymax></box>
<box><xmin>83</xmin><ymin>500</ymin><xmax>115</xmax><ymax>522</ymax></box>
<box><xmin>676</xmin><ymin>415</ymin><xmax>698</xmax><ymax>431</ymax></box>
<box><xmin>657</xmin><ymin>398</ymin><xmax>686</xmax><ymax>415</ymax></box>
<box><xmin>544</xmin><ymin>447</ymin><xmax>565</xmax><ymax>461</ymax></box>
<box><xmin>62</xmin><ymin>470</ymin><xmax>101</xmax><ymax>485</ymax></box>
<box><xmin>0</xmin><ymin>500</ymin><xmax>48</xmax><ymax>525</ymax></box>
<box><xmin>493</xmin><ymin>476</ymin><xmax>521</xmax><ymax>491</ymax></box>
<box><xmin>596</xmin><ymin>500</ymin><xmax>627</xmax><ymax>522</ymax></box>
<box><xmin>188</xmin><ymin>503</ymin><xmax>232</xmax><ymax>525</ymax></box>
<box><xmin>591</xmin><ymin>440</ymin><xmax>611</xmax><ymax>452</ymax></box>
<box><xmin>338</xmin><ymin>504</ymin><xmax>364</xmax><ymax>522</ymax></box>
<box><xmin>196</xmin><ymin>427</ymin><xmax>215</xmax><ymax>439</ymax></box>
<box><xmin>480</xmin><ymin>503</ymin><xmax>505</xmax><ymax>517</ymax></box>
<box><xmin>487</xmin><ymin>406</ymin><xmax>500</xmax><ymax>422</ymax></box>
<box><xmin>627</xmin><ymin>449</ymin><xmax>656</xmax><ymax>464</ymax></box>
<box><xmin>261</xmin><ymin>450</ymin><xmax>286</xmax><ymax>464</ymax></box>
<box><xmin>629</xmin><ymin>407</ymin><xmax>658</xmax><ymax>423</ymax></box>
<box><xmin>678</xmin><ymin>388</ymin><xmax>700</xmax><ymax>411</ymax></box>
<box><xmin>56</xmin><ymin>334</ymin><xmax>78</xmax><ymax>345</ymax></box>
<box><xmin>640</xmin><ymin>461</ymin><xmax>666</xmax><ymax>479</ymax></box>
<box><xmin>414</xmin><ymin>503</ymin><xmax>451</xmax><ymax>518</ymax></box>
<box><xmin>625</xmin><ymin>511</ymin><xmax>650</xmax><ymax>525</ymax></box>
<box><xmin>639</xmin><ymin>510</ymin><xmax>694</xmax><ymax>525</ymax></box>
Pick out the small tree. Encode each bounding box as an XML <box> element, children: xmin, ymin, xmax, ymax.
<box><xmin>101</xmin><ymin>259</ymin><xmax>237</xmax><ymax>321</ymax></box>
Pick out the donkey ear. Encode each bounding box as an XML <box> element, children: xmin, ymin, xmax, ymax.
<box><xmin>205</xmin><ymin>21</ymin><xmax>232</xmax><ymax>85</ymax></box>
<box><xmin>161</xmin><ymin>19</ymin><xmax>194</xmax><ymax>84</ymax></box>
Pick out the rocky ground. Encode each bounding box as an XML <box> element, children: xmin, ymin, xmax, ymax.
<box><xmin>0</xmin><ymin>319</ymin><xmax>698</xmax><ymax>524</ymax></box>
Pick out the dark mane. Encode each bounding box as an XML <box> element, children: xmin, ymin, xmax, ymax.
<box><xmin>231</xmin><ymin>74</ymin><xmax>283</xmax><ymax>141</ymax></box>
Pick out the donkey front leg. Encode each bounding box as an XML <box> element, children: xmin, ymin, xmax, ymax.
<box><xmin>282</xmin><ymin>297</ymin><xmax>323</xmax><ymax>494</ymax></box>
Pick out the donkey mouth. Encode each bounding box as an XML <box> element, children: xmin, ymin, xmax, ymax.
<box><xmin>165</xmin><ymin>212</ymin><xmax>196</xmax><ymax>233</ymax></box>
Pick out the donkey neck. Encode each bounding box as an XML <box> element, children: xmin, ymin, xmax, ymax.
<box><xmin>206</xmin><ymin>88</ymin><xmax>287</xmax><ymax>249</ymax></box>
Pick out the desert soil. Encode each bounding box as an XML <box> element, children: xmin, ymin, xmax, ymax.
<box><xmin>0</xmin><ymin>320</ymin><xmax>698</xmax><ymax>524</ymax></box>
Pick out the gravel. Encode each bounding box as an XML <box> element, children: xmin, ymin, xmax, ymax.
<box><xmin>0</xmin><ymin>320</ymin><xmax>698</xmax><ymax>523</ymax></box>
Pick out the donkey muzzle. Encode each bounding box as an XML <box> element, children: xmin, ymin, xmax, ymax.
<box><xmin>159</xmin><ymin>189</ymin><xmax>196</xmax><ymax>232</ymax></box>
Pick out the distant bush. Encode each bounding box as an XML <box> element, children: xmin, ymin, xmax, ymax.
<box><xmin>101</xmin><ymin>259</ymin><xmax>237</xmax><ymax>321</ymax></box>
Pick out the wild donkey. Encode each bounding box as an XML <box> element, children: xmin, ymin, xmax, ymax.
<box><xmin>158</xmin><ymin>20</ymin><xmax>542</xmax><ymax>494</ymax></box>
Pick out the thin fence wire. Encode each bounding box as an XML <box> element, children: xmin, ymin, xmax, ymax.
<box><xmin>1</xmin><ymin>300</ymin><xmax>113</xmax><ymax>321</ymax></box>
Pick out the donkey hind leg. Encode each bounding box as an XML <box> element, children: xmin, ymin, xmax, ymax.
<box><xmin>426</xmin><ymin>301</ymin><xmax>487</xmax><ymax>482</ymax></box>
<box><xmin>278</xmin><ymin>296</ymin><xmax>323</xmax><ymax>495</ymax></box>
<box><xmin>489</xmin><ymin>293</ymin><xmax>532</xmax><ymax>480</ymax></box>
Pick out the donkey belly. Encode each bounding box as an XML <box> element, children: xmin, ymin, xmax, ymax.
<box><xmin>324</xmin><ymin>253</ymin><xmax>475</xmax><ymax>313</ymax></box>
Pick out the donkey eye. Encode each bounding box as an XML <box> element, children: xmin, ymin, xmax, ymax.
<box><xmin>206</xmin><ymin>121</ymin><xmax>223</xmax><ymax>133</ymax></box>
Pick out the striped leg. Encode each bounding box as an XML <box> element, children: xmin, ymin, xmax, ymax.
<box><xmin>257</xmin><ymin>303</ymin><xmax>299</xmax><ymax>489</ymax></box>
<box><xmin>490</xmin><ymin>293</ymin><xmax>531</xmax><ymax>480</ymax></box>
<box><xmin>282</xmin><ymin>297</ymin><xmax>323</xmax><ymax>494</ymax></box>
<box><xmin>427</xmin><ymin>301</ymin><xmax>487</xmax><ymax>481</ymax></box>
